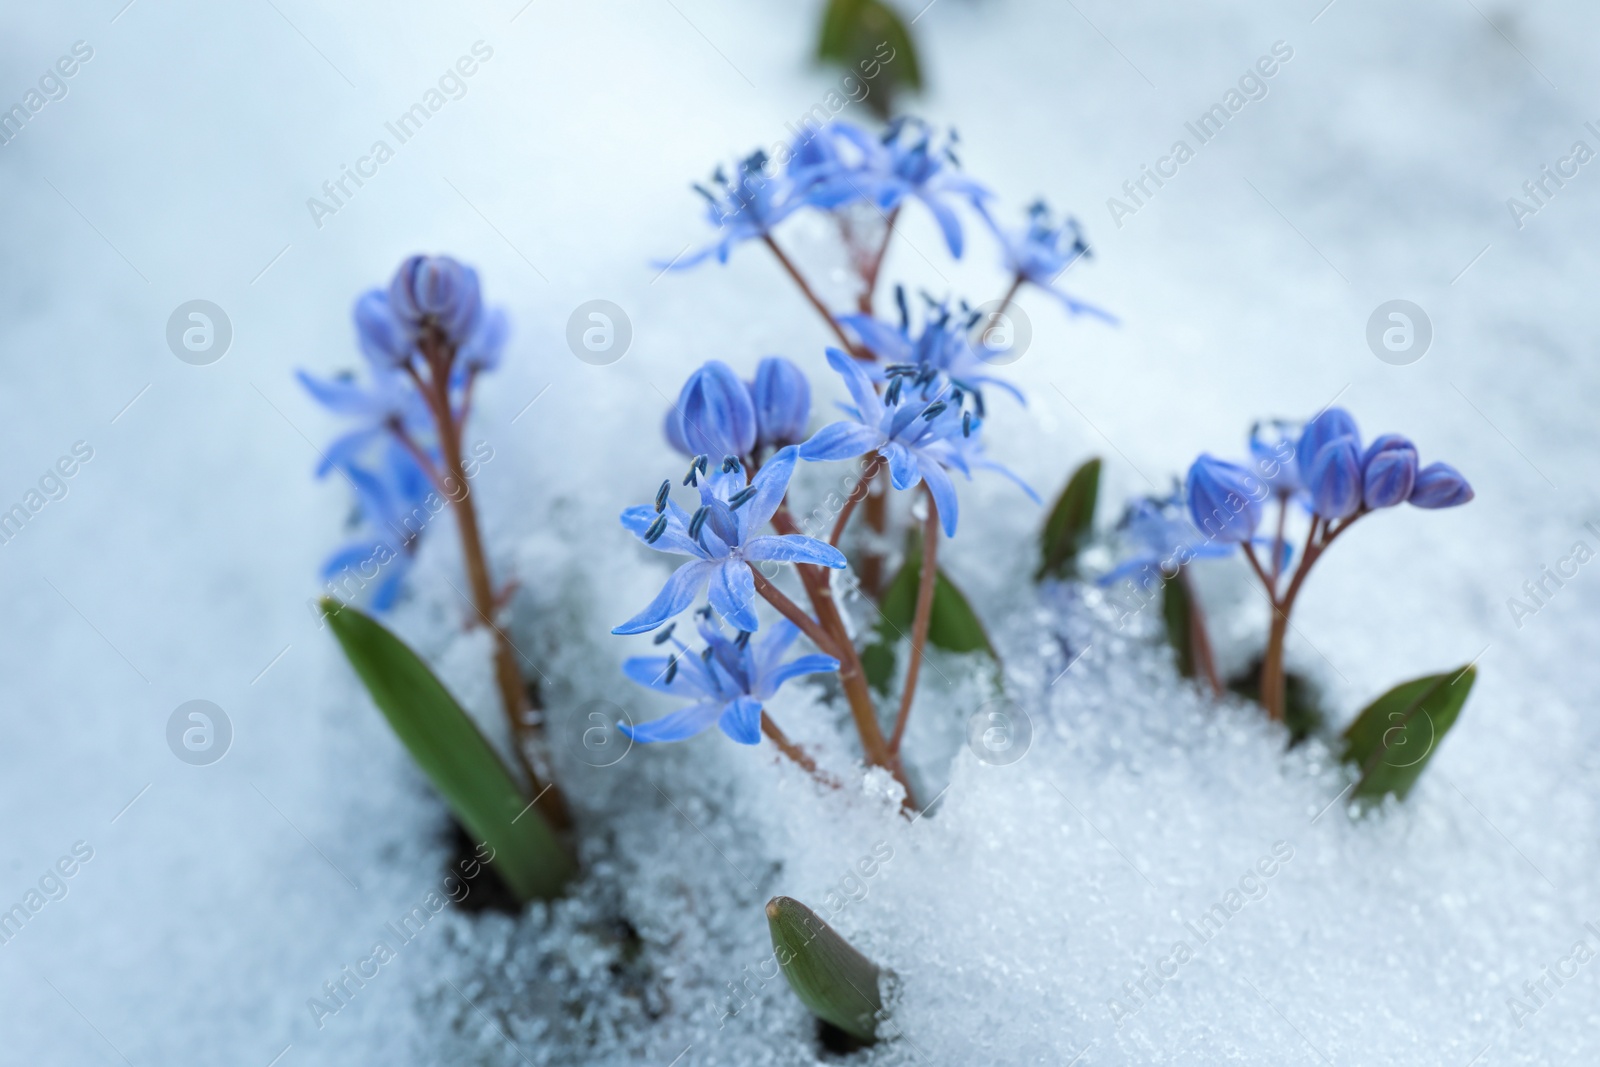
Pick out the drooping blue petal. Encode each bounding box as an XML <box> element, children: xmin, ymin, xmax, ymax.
<box><xmin>707</xmin><ymin>559</ymin><xmax>759</xmax><ymax>632</ymax></box>
<box><xmin>717</xmin><ymin>696</ymin><xmax>764</xmax><ymax>745</ymax></box>
<box><xmin>921</xmin><ymin>192</ymin><xmax>965</xmax><ymax>257</ymax></box>
<box><xmin>823</xmin><ymin>347</ymin><xmax>884</xmax><ymax>424</ymax></box>
<box><xmin>613</xmin><ymin>559</ymin><xmax>717</xmax><ymax>634</ymax></box>
<box><xmin>918</xmin><ymin>458</ymin><xmax>960</xmax><ymax>537</ymax></box>
<box><xmin>743</xmin><ymin>535</ymin><xmax>848</xmax><ymax>568</ymax></box>
<box><xmin>621</xmin><ymin>655</ymin><xmax>713</xmax><ymax>699</ymax></box>
<box><xmin>883</xmin><ymin>441</ymin><xmax>921</xmax><ymax>490</ymax></box>
<box><xmin>758</xmin><ymin>653</ymin><xmax>840</xmax><ymax>696</ymax></box>
<box><xmin>739</xmin><ymin>445</ymin><xmax>798</xmax><ymax>533</ymax></box>
<box><xmin>750</xmin><ymin>618</ymin><xmax>802</xmax><ymax>678</ymax></box>
<box><xmin>621</xmin><ymin>700</ymin><xmax>724</xmax><ymax>744</ymax></box>
<box><xmin>799</xmin><ymin>421</ymin><xmax>880</xmax><ymax>463</ymax></box>
<box><xmin>621</xmin><ymin>503</ymin><xmax>707</xmax><ymax>559</ymax></box>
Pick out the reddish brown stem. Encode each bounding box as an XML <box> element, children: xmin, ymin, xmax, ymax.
<box><xmin>1181</xmin><ymin>570</ymin><xmax>1225</xmax><ymax>699</ymax></box>
<box><xmin>416</xmin><ymin>335</ymin><xmax>569</xmax><ymax>830</ymax></box>
<box><xmin>762</xmin><ymin>235</ymin><xmax>860</xmax><ymax>355</ymax></box>
<box><xmin>858</xmin><ymin>205</ymin><xmax>901</xmax><ymax>312</ymax></box>
<box><xmin>829</xmin><ymin>456</ymin><xmax>882</xmax><ymax>546</ymax></box>
<box><xmin>889</xmin><ymin>492</ymin><xmax>939</xmax><ymax>755</ymax></box>
<box><xmin>761</xmin><ymin>712</ymin><xmax>840</xmax><ymax>789</ymax></box>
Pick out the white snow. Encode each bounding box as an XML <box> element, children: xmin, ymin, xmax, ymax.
<box><xmin>2</xmin><ymin>0</ymin><xmax>1598</xmax><ymax>1063</ymax></box>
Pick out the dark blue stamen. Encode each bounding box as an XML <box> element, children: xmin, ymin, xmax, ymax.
<box><xmin>695</xmin><ymin>455</ymin><xmax>709</xmax><ymax>474</ymax></box>
<box><xmin>687</xmin><ymin>505</ymin><xmax>710</xmax><ymax>542</ymax></box>
<box><xmin>700</xmin><ymin>646</ymin><xmax>714</xmax><ymax>662</ymax></box>
<box><xmin>653</xmin><ymin>622</ymin><xmax>677</xmax><ymax>645</ymax></box>
<box><xmin>722</xmin><ymin>456</ymin><xmax>742</xmax><ymax>474</ymax></box>
<box><xmin>885</xmin><ymin>378</ymin><xmax>904</xmax><ymax>406</ymax></box>
<box><xmin>664</xmin><ymin>655</ymin><xmax>678</xmax><ymax>684</ymax></box>
<box><xmin>729</xmin><ymin>485</ymin><xmax>757</xmax><ymax>510</ymax></box>
<box><xmin>962</xmin><ymin>411</ymin><xmax>973</xmax><ymax>437</ymax></box>
<box><xmin>735</xmin><ymin>631</ymin><xmax>751</xmax><ymax>649</ymax></box>
<box><xmin>922</xmin><ymin>401</ymin><xmax>948</xmax><ymax>420</ymax></box>
<box><xmin>694</xmin><ymin>604</ymin><xmax>713</xmax><ymax>619</ymax></box>
<box><xmin>644</xmin><ymin>514</ymin><xmax>668</xmax><ymax>544</ymax></box>
<box><xmin>654</xmin><ymin>480</ymin><xmax>670</xmax><ymax>513</ymax></box>
<box><xmin>895</xmin><ymin>285</ymin><xmax>909</xmax><ymax>332</ymax></box>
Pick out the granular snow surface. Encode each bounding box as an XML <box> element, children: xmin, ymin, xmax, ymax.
<box><xmin>2</xmin><ymin>0</ymin><xmax>1598</xmax><ymax>1064</ymax></box>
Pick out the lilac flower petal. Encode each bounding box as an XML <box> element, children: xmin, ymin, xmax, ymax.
<box><xmin>922</xmin><ymin>193</ymin><xmax>965</xmax><ymax>258</ymax></box>
<box><xmin>883</xmin><ymin>441</ymin><xmax>921</xmax><ymax>490</ymax></box>
<box><xmin>824</xmin><ymin>347</ymin><xmax>884</xmax><ymax>424</ymax></box>
<box><xmin>707</xmin><ymin>559</ymin><xmax>759</xmax><ymax>632</ymax></box>
<box><xmin>612</xmin><ymin>559</ymin><xmax>716</xmax><ymax>634</ymax></box>
<box><xmin>839</xmin><ymin>314</ymin><xmax>913</xmax><ymax>363</ymax></box>
<box><xmin>621</xmin><ymin>504</ymin><xmax>706</xmax><ymax>559</ymax></box>
<box><xmin>799</xmin><ymin>422</ymin><xmax>880</xmax><ymax>463</ymax></box>
<box><xmin>717</xmin><ymin>696</ymin><xmax>764</xmax><ymax>745</ymax></box>
<box><xmin>918</xmin><ymin>459</ymin><xmax>961</xmax><ymax>537</ymax></box>
<box><xmin>740</xmin><ymin>445</ymin><xmax>798</xmax><ymax>532</ymax></box>
<box><xmin>621</xmin><ymin>656</ymin><xmax>709</xmax><ymax>699</ymax></box>
<box><xmin>621</xmin><ymin>701</ymin><xmax>723</xmax><ymax>744</ymax></box>
<box><xmin>744</xmin><ymin>535</ymin><xmax>847</xmax><ymax>568</ymax></box>
<box><xmin>760</xmin><ymin>653</ymin><xmax>840</xmax><ymax>695</ymax></box>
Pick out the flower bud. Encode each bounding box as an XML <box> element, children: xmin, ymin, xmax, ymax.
<box><xmin>1409</xmin><ymin>462</ymin><xmax>1474</xmax><ymax>509</ymax></box>
<box><xmin>387</xmin><ymin>254</ymin><xmax>483</xmax><ymax>347</ymax></box>
<box><xmin>1296</xmin><ymin>407</ymin><xmax>1360</xmax><ymax>485</ymax></box>
<box><xmin>1307</xmin><ymin>436</ymin><xmax>1363</xmax><ymax>519</ymax></box>
<box><xmin>1186</xmin><ymin>455</ymin><xmax>1264</xmax><ymax>543</ymax></box>
<box><xmin>750</xmin><ymin>357</ymin><xmax>811</xmax><ymax>449</ymax></box>
<box><xmin>1361</xmin><ymin>436</ymin><xmax>1418</xmax><ymax>510</ymax></box>
<box><xmin>353</xmin><ymin>289</ymin><xmax>412</xmax><ymax>369</ymax></box>
<box><xmin>675</xmin><ymin>360</ymin><xmax>757</xmax><ymax>461</ymax></box>
<box><xmin>458</xmin><ymin>307</ymin><xmax>507</xmax><ymax>373</ymax></box>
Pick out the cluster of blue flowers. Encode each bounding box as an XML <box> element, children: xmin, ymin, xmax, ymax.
<box><xmin>614</xmin><ymin>116</ymin><xmax>1122</xmax><ymax>750</ymax></box>
<box><xmin>1186</xmin><ymin>406</ymin><xmax>1474</xmax><ymax>545</ymax></box>
<box><xmin>299</xmin><ymin>255</ymin><xmax>508</xmax><ymax>609</ymax></box>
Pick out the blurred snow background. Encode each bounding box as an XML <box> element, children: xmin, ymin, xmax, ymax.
<box><xmin>2</xmin><ymin>0</ymin><xmax>1599</xmax><ymax>1063</ymax></box>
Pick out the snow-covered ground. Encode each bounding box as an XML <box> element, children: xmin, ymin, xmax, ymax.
<box><xmin>2</xmin><ymin>0</ymin><xmax>1599</xmax><ymax>1063</ymax></box>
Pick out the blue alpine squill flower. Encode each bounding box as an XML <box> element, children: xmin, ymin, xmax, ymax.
<box><xmin>798</xmin><ymin>347</ymin><xmax>972</xmax><ymax>536</ymax></box>
<box><xmin>665</xmin><ymin>151</ymin><xmax>801</xmax><ymax>269</ymax></box>
<box><xmin>613</xmin><ymin>446</ymin><xmax>845</xmax><ymax>635</ymax></box>
<box><xmin>1100</xmin><ymin>492</ymin><xmax>1234</xmax><ymax>589</ymax></box>
<box><xmin>785</xmin><ymin>121</ymin><xmax>882</xmax><ymax>211</ymax></box>
<box><xmin>979</xmin><ymin>200</ymin><xmax>1114</xmax><ymax>321</ymax></box>
<box><xmin>1409</xmin><ymin>461</ymin><xmax>1474</xmax><ymax>509</ymax></box>
<box><xmin>839</xmin><ymin>291</ymin><xmax>1023</xmax><ymax>405</ymax></box>
<box><xmin>619</xmin><ymin>616</ymin><xmax>839</xmax><ymax>744</ymax></box>
<box><xmin>870</xmin><ymin>118</ymin><xmax>991</xmax><ymax>258</ymax></box>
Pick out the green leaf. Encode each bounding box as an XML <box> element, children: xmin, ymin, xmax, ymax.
<box><xmin>1035</xmin><ymin>458</ymin><xmax>1101</xmax><ymax>581</ymax></box>
<box><xmin>1160</xmin><ymin>574</ymin><xmax>1195</xmax><ymax>679</ymax></box>
<box><xmin>766</xmin><ymin>896</ymin><xmax>884</xmax><ymax>1043</ymax></box>
<box><xmin>321</xmin><ymin>598</ymin><xmax>574</xmax><ymax>901</ymax></box>
<box><xmin>1341</xmin><ymin>666</ymin><xmax>1475</xmax><ymax>803</ymax></box>
<box><xmin>863</xmin><ymin>533</ymin><xmax>997</xmax><ymax>692</ymax></box>
<box><xmin>815</xmin><ymin>0</ymin><xmax>923</xmax><ymax>119</ymax></box>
